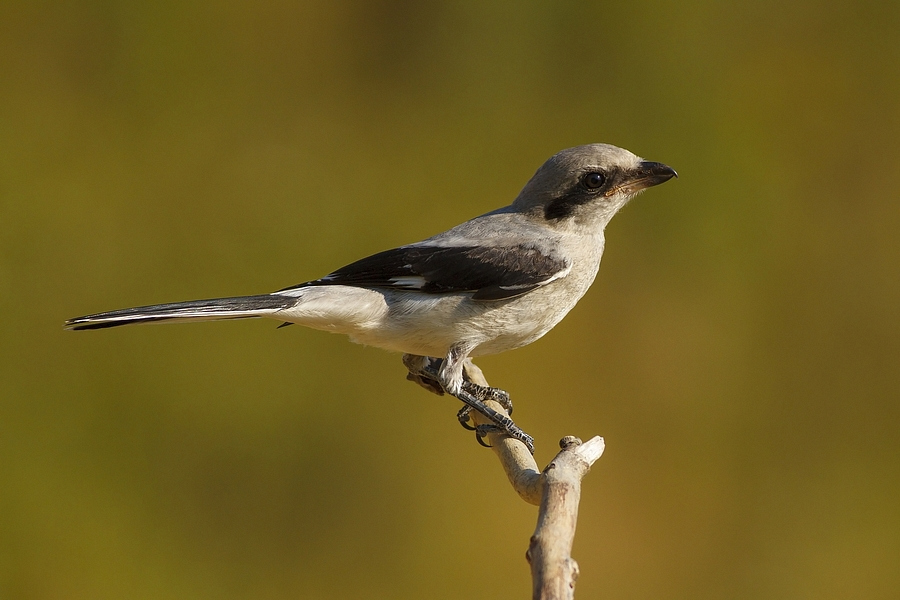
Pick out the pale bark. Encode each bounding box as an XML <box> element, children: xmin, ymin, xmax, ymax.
<box><xmin>463</xmin><ymin>363</ymin><xmax>605</xmax><ymax>599</ymax></box>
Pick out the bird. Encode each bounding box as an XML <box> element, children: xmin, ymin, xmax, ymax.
<box><xmin>66</xmin><ymin>144</ymin><xmax>677</xmax><ymax>453</ymax></box>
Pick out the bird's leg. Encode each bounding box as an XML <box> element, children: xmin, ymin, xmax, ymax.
<box><xmin>454</xmin><ymin>359</ymin><xmax>513</xmax><ymax>431</ymax></box>
<box><xmin>403</xmin><ymin>354</ymin><xmax>513</xmax><ymax>421</ymax></box>
<box><xmin>439</xmin><ymin>345</ymin><xmax>534</xmax><ymax>454</ymax></box>
<box><xmin>460</xmin><ymin>359</ymin><xmax>513</xmax><ymax>413</ymax></box>
<box><xmin>402</xmin><ymin>354</ymin><xmax>511</xmax><ymax>407</ymax></box>
<box><xmin>402</xmin><ymin>351</ymin><xmax>530</xmax><ymax>452</ymax></box>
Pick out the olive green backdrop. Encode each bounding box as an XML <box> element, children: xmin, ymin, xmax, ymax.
<box><xmin>2</xmin><ymin>2</ymin><xmax>898</xmax><ymax>599</ymax></box>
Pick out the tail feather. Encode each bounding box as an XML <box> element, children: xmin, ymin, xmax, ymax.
<box><xmin>65</xmin><ymin>295</ymin><xmax>296</xmax><ymax>331</ymax></box>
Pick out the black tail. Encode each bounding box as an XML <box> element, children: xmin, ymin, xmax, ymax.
<box><xmin>65</xmin><ymin>294</ymin><xmax>295</xmax><ymax>331</ymax></box>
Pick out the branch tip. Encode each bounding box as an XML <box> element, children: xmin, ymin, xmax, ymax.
<box><xmin>559</xmin><ymin>435</ymin><xmax>582</xmax><ymax>450</ymax></box>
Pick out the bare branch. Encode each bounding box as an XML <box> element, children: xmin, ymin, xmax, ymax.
<box><xmin>472</xmin><ymin>419</ymin><xmax>605</xmax><ymax>597</ymax></box>
<box><xmin>527</xmin><ymin>436</ymin><xmax>605</xmax><ymax>600</ymax></box>
<box><xmin>461</xmin><ymin>362</ymin><xmax>605</xmax><ymax>598</ymax></box>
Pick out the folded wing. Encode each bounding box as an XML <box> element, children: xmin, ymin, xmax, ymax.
<box><xmin>282</xmin><ymin>244</ymin><xmax>570</xmax><ymax>301</ymax></box>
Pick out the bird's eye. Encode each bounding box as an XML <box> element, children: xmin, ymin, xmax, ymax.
<box><xmin>582</xmin><ymin>172</ymin><xmax>606</xmax><ymax>189</ymax></box>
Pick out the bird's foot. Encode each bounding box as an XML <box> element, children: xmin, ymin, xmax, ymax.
<box><xmin>456</xmin><ymin>382</ymin><xmax>513</xmax><ymax>431</ymax></box>
<box><xmin>460</xmin><ymin>381</ymin><xmax>513</xmax><ymax>412</ymax></box>
<box><xmin>451</xmin><ymin>385</ymin><xmax>534</xmax><ymax>453</ymax></box>
<box><xmin>402</xmin><ymin>354</ymin><xmax>534</xmax><ymax>454</ymax></box>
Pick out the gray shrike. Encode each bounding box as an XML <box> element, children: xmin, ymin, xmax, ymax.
<box><xmin>66</xmin><ymin>144</ymin><xmax>677</xmax><ymax>452</ymax></box>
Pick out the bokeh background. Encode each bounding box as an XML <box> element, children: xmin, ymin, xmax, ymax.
<box><xmin>2</xmin><ymin>2</ymin><xmax>898</xmax><ymax>598</ymax></box>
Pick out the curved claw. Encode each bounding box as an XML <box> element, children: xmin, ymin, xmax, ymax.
<box><xmin>475</xmin><ymin>424</ymin><xmax>501</xmax><ymax>448</ymax></box>
<box><xmin>459</xmin><ymin>419</ymin><xmax>475</xmax><ymax>431</ymax></box>
<box><xmin>457</xmin><ymin>405</ymin><xmax>476</xmax><ymax>430</ymax></box>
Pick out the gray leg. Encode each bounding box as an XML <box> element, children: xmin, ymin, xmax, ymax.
<box><xmin>453</xmin><ymin>358</ymin><xmax>514</xmax><ymax>433</ymax></box>
<box><xmin>403</xmin><ymin>345</ymin><xmax>534</xmax><ymax>454</ymax></box>
<box><xmin>402</xmin><ymin>354</ymin><xmax>512</xmax><ymax>411</ymax></box>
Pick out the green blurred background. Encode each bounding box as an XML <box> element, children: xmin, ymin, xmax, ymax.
<box><xmin>2</xmin><ymin>1</ymin><xmax>898</xmax><ymax>598</ymax></box>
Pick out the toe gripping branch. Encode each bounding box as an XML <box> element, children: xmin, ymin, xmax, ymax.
<box><xmin>403</xmin><ymin>355</ymin><xmax>535</xmax><ymax>454</ymax></box>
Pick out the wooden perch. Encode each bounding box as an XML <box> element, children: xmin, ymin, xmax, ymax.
<box><xmin>462</xmin><ymin>363</ymin><xmax>605</xmax><ymax>599</ymax></box>
<box><xmin>526</xmin><ymin>435</ymin><xmax>605</xmax><ymax>600</ymax></box>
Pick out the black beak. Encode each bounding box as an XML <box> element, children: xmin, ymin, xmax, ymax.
<box><xmin>606</xmin><ymin>161</ymin><xmax>677</xmax><ymax>196</ymax></box>
<box><xmin>636</xmin><ymin>161</ymin><xmax>678</xmax><ymax>186</ymax></box>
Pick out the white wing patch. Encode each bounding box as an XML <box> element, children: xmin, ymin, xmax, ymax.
<box><xmin>388</xmin><ymin>276</ymin><xmax>427</xmax><ymax>289</ymax></box>
<box><xmin>498</xmin><ymin>263</ymin><xmax>571</xmax><ymax>291</ymax></box>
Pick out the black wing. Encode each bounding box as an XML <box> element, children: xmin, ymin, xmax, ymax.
<box><xmin>282</xmin><ymin>244</ymin><xmax>569</xmax><ymax>301</ymax></box>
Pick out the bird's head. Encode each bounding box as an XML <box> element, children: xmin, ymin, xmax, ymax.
<box><xmin>513</xmin><ymin>144</ymin><xmax>677</xmax><ymax>231</ymax></box>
